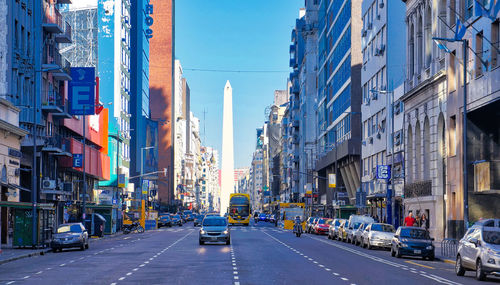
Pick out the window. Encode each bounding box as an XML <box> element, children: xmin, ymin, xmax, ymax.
<box><xmin>449</xmin><ymin>115</ymin><xmax>457</xmax><ymax>156</ymax></box>
<box><xmin>475</xmin><ymin>31</ymin><xmax>484</xmax><ymax>77</ymax></box>
<box><xmin>491</xmin><ymin>21</ymin><xmax>499</xmax><ymax>69</ymax></box>
<box><xmin>449</xmin><ymin>51</ymin><xmax>457</xmax><ymax>91</ymax></box>
<box><xmin>465</xmin><ymin>0</ymin><xmax>474</xmax><ymax>20</ymax></box>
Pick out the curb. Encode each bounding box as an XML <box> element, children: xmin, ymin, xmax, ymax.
<box><xmin>0</xmin><ymin>248</ymin><xmax>51</xmax><ymax>265</ymax></box>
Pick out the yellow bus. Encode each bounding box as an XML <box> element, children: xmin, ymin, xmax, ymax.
<box><xmin>279</xmin><ymin>203</ymin><xmax>306</xmax><ymax>230</ymax></box>
<box><xmin>228</xmin><ymin>193</ymin><xmax>251</xmax><ymax>226</ymax></box>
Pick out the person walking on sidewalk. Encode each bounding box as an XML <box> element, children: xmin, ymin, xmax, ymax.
<box><xmin>404</xmin><ymin>211</ymin><xmax>416</xmax><ymax>227</ymax></box>
<box><xmin>420</xmin><ymin>213</ymin><xmax>429</xmax><ymax>230</ymax></box>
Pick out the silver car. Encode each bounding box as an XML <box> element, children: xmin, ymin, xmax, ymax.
<box><xmin>328</xmin><ymin>219</ymin><xmax>345</xmax><ymax>240</ymax></box>
<box><xmin>352</xmin><ymin>223</ymin><xmax>367</xmax><ymax>245</ymax></box>
<box><xmin>361</xmin><ymin>223</ymin><xmax>395</xmax><ymax>249</ymax></box>
<box><xmin>456</xmin><ymin>219</ymin><xmax>500</xmax><ymax>281</ymax></box>
<box><xmin>199</xmin><ymin>216</ymin><xmax>231</xmax><ymax>245</ymax></box>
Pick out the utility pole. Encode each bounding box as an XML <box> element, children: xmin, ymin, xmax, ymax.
<box><xmin>462</xmin><ymin>40</ymin><xmax>469</xmax><ymax>231</ymax></box>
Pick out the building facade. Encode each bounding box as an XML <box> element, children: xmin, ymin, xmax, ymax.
<box><xmin>315</xmin><ymin>0</ymin><xmax>363</xmax><ymax>215</ymax></box>
<box><xmin>360</xmin><ymin>0</ymin><xmax>406</xmax><ymax>225</ymax></box>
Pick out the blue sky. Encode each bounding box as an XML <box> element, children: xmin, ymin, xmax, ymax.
<box><xmin>175</xmin><ymin>0</ymin><xmax>303</xmax><ymax>168</ymax></box>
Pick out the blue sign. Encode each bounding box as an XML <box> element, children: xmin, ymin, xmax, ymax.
<box><xmin>73</xmin><ymin>154</ymin><xmax>83</xmax><ymax>168</ymax></box>
<box><xmin>69</xmin><ymin>67</ymin><xmax>95</xmax><ymax>115</ymax></box>
<box><xmin>376</xmin><ymin>165</ymin><xmax>391</xmax><ymax>180</ymax></box>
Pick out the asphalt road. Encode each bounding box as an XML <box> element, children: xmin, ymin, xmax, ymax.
<box><xmin>0</xmin><ymin>221</ymin><xmax>498</xmax><ymax>285</ymax></box>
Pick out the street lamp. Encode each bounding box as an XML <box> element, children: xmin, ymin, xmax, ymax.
<box><xmin>432</xmin><ymin>36</ymin><xmax>469</xmax><ymax>230</ymax></box>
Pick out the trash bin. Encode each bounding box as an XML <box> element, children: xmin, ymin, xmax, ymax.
<box><xmin>84</xmin><ymin>213</ymin><xmax>107</xmax><ymax>237</ymax></box>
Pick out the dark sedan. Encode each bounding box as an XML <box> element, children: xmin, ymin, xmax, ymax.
<box><xmin>171</xmin><ymin>214</ymin><xmax>183</xmax><ymax>226</ymax></box>
<box><xmin>51</xmin><ymin>223</ymin><xmax>89</xmax><ymax>252</ymax></box>
<box><xmin>194</xmin><ymin>215</ymin><xmax>204</xmax><ymax>227</ymax></box>
<box><xmin>391</xmin><ymin>227</ymin><xmax>435</xmax><ymax>260</ymax></box>
<box><xmin>258</xmin><ymin>213</ymin><xmax>267</xmax><ymax>222</ymax></box>
<box><xmin>158</xmin><ymin>214</ymin><xmax>172</xmax><ymax>228</ymax></box>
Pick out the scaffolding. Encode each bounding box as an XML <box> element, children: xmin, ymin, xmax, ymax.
<box><xmin>60</xmin><ymin>7</ymin><xmax>98</xmax><ymax>69</ymax></box>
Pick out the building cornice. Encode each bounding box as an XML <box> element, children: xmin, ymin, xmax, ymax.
<box><xmin>401</xmin><ymin>70</ymin><xmax>446</xmax><ymax>102</ymax></box>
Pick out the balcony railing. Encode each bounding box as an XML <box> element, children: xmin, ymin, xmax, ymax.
<box><xmin>42</xmin><ymin>5</ymin><xmax>63</xmax><ymax>34</ymax></box>
<box><xmin>43</xmin><ymin>46</ymin><xmax>62</xmax><ymax>68</ymax></box>
<box><xmin>55</xmin><ymin>21</ymin><xmax>72</xmax><ymax>43</ymax></box>
<box><xmin>42</xmin><ymin>134</ymin><xmax>71</xmax><ymax>155</ymax></box>
<box><xmin>403</xmin><ymin>180</ymin><xmax>432</xmax><ymax>198</ymax></box>
<box><xmin>41</xmin><ymin>89</ymin><xmax>71</xmax><ymax>118</ymax></box>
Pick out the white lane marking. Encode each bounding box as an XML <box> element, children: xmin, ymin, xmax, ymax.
<box><xmin>126</xmin><ymin>272</ymin><xmax>132</xmax><ymax>276</ymax></box>
<box><xmin>69</xmin><ymin>260</ymin><xmax>75</xmax><ymax>263</ymax></box>
<box><xmin>133</xmin><ymin>268</ymin><xmax>139</xmax><ymax>271</ymax></box>
<box><xmin>313</xmin><ymin>261</ymin><xmax>319</xmax><ymax>264</ymax></box>
<box><xmin>333</xmin><ymin>273</ymin><xmax>340</xmax><ymax>276</ymax></box>
<box><xmin>325</xmin><ymin>268</ymin><xmax>331</xmax><ymax>271</ymax></box>
<box><xmin>234</xmin><ymin>282</ymin><xmax>240</xmax><ymax>285</ymax></box>
<box><xmin>341</xmin><ymin>277</ymin><xmax>349</xmax><ymax>281</ymax></box>
<box><xmin>232</xmin><ymin>263</ymin><xmax>236</xmax><ymax>266</ymax></box>
<box><xmin>59</xmin><ymin>263</ymin><xmax>66</xmax><ymax>267</ymax></box>
<box><xmin>36</xmin><ymin>271</ymin><xmax>43</xmax><ymax>274</ymax></box>
<box><xmin>46</xmin><ymin>268</ymin><xmax>52</xmax><ymax>270</ymax></box>
<box><xmin>319</xmin><ymin>264</ymin><xmax>325</xmax><ymax>267</ymax></box>
<box><xmin>233</xmin><ymin>271</ymin><xmax>238</xmax><ymax>275</ymax></box>
<box><xmin>118</xmin><ymin>277</ymin><xmax>125</xmax><ymax>281</ymax></box>
<box><xmin>139</xmin><ymin>264</ymin><xmax>145</xmax><ymax>267</ymax></box>
<box><xmin>234</xmin><ymin>276</ymin><xmax>239</xmax><ymax>280</ymax></box>
<box><xmin>23</xmin><ymin>276</ymin><xmax>30</xmax><ymax>279</ymax></box>
<box><xmin>6</xmin><ymin>281</ymin><xmax>15</xmax><ymax>285</ymax></box>
<box><xmin>111</xmin><ymin>283</ymin><xmax>117</xmax><ymax>285</ymax></box>
<box><xmin>144</xmin><ymin>261</ymin><xmax>149</xmax><ymax>264</ymax></box>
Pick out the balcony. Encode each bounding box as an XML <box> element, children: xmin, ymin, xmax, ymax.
<box><xmin>289</xmin><ymin>58</ymin><xmax>297</xmax><ymax>68</ymax></box>
<box><xmin>42</xmin><ymin>134</ymin><xmax>71</xmax><ymax>156</ymax></box>
<box><xmin>42</xmin><ymin>46</ymin><xmax>62</xmax><ymax>71</ymax></box>
<box><xmin>52</xmin><ymin>58</ymin><xmax>72</xmax><ymax>81</ymax></box>
<box><xmin>292</xmin><ymin>119</ymin><xmax>300</xmax><ymax>128</ymax></box>
<box><xmin>291</xmin><ymin>81</ymin><xmax>300</xmax><ymax>95</ymax></box>
<box><xmin>42</xmin><ymin>5</ymin><xmax>63</xmax><ymax>34</ymax></box>
<box><xmin>55</xmin><ymin>21</ymin><xmax>72</xmax><ymax>43</ymax></box>
<box><xmin>41</xmin><ymin>90</ymin><xmax>72</xmax><ymax>118</ymax></box>
<box><xmin>57</xmin><ymin>0</ymin><xmax>72</xmax><ymax>3</ymax></box>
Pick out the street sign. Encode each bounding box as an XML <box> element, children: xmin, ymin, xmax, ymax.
<box><xmin>328</xmin><ymin>173</ymin><xmax>336</xmax><ymax>188</ymax></box>
<box><xmin>118</xmin><ymin>174</ymin><xmax>126</xmax><ymax>188</ymax></box>
<box><xmin>376</xmin><ymin>165</ymin><xmax>391</xmax><ymax>180</ymax></box>
<box><xmin>69</xmin><ymin>67</ymin><xmax>96</xmax><ymax>115</ymax></box>
<box><xmin>73</xmin><ymin>154</ymin><xmax>83</xmax><ymax>168</ymax></box>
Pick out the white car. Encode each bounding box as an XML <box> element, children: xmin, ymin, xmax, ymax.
<box><xmin>456</xmin><ymin>219</ymin><xmax>500</xmax><ymax>281</ymax></box>
<box><xmin>361</xmin><ymin>223</ymin><xmax>395</xmax><ymax>249</ymax></box>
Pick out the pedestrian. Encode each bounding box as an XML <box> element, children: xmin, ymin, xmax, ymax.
<box><xmin>404</xmin><ymin>211</ymin><xmax>416</xmax><ymax>227</ymax></box>
<box><xmin>420</xmin><ymin>213</ymin><xmax>429</xmax><ymax>230</ymax></box>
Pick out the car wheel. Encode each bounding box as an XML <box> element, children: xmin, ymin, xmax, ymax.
<box><xmin>366</xmin><ymin>239</ymin><xmax>371</xmax><ymax>250</ymax></box>
<box><xmin>80</xmin><ymin>243</ymin><xmax>85</xmax><ymax>251</ymax></box>
<box><xmin>52</xmin><ymin>247</ymin><xmax>58</xmax><ymax>252</ymax></box>
<box><xmin>476</xmin><ymin>259</ymin><xmax>486</xmax><ymax>281</ymax></box>
<box><xmin>427</xmin><ymin>254</ymin><xmax>434</xmax><ymax>261</ymax></box>
<box><xmin>85</xmin><ymin>241</ymin><xmax>89</xmax><ymax>249</ymax></box>
<box><xmin>391</xmin><ymin>247</ymin><xmax>396</xmax><ymax>257</ymax></box>
<box><xmin>455</xmin><ymin>255</ymin><xmax>466</xmax><ymax>276</ymax></box>
<box><xmin>199</xmin><ymin>240</ymin><xmax>204</xmax><ymax>245</ymax></box>
<box><xmin>396</xmin><ymin>248</ymin><xmax>402</xmax><ymax>258</ymax></box>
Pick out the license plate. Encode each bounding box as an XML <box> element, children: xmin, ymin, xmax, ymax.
<box><xmin>211</xmin><ymin>237</ymin><xmax>218</xmax><ymax>241</ymax></box>
<box><xmin>414</xmin><ymin>250</ymin><xmax>421</xmax><ymax>254</ymax></box>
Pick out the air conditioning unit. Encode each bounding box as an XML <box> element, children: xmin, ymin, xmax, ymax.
<box><xmin>362</xmin><ymin>29</ymin><xmax>367</xmax><ymax>37</ymax></box>
<box><xmin>42</xmin><ymin>179</ymin><xmax>56</xmax><ymax>190</ymax></box>
<box><xmin>379</xmin><ymin>44</ymin><xmax>386</xmax><ymax>53</ymax></box>
<box><xmin>367</xmin><ymin>23</ymin><xmax>373</xmax><ymax>30</ymax></box>
<box><xmin>374</xmin><ymin>48</ymin><xmax>380</xmax><ymax>56</ymax></box>
<box><xmin>376</xmin><ymin>14</ymin><xmax>381</xmax><ymax>20</ymax></box>
<box><xmin>395</xmin><ymin>134</ymin><xmax>401</xmax><ymax>146</ymax></box>
<box><xmin>380</xmin><ymin>85</ymin><xmax>387</xmax><ymax>91</ymax></box>
<box><xmin>371</xmin><ymin>92</ymin><xmax>378</xmax><ymax>100</ymax></box>
<box><xmin>376</xmin><ymin>132</ymin><xmax>381</xmax><ymax>139</ymax></box>
<box><xmin>368</xmin><ymin>137</ymin><xmax>373</xmax><ymax>144</ymax></box>
<box><xmin>379</xmin><ymin>0</ymin><xmax>384</xmax><ymax>8</ymax></box>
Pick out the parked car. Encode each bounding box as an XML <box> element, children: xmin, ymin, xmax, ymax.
<box><xmin>158</xmin><ymin>214</ymin><xmax>172</xmax><ymax>228</ymax></box>
<box><xmin>183</xmin><ymin>210</ymin><xmax>194</xmax><ymax>221</ymax></box>
<box><xmin>258</xmin><ymin>213</ymin><xmax>267</xmax><ymax>222</ymax></box>
<box><xmin>353</xmin><ymin>223</ymin><xmax>368</xmax><ymax>245</ymax></box>
<box><xmin>456</xmin><ymin>218</ymin><xmax>500</xmax><ymax>281</ymax></box>
<box><xmin>171</xmin><ymin>214</ymin><xmax>183</xmax><ymax>226</ymax></box>
<box><xmin>194</xmin><ymin>215</ymin><xmax>204</xmax><ymax>227</ymax></box>
<box><xmin>391</xmin><ymin>226</ymin><xmax>434</xmax><ymax>260</ymax></box>
<box><xmin>361</xmin><ymin>223</ymin><xmax>395</xmax><ymax>249</ymax></box>
<box><xmin>199</xmin><ymin>216</ymin><xmax>231</xmax><ymax>245</ymax></box>
<box><xmin>337</xmin><ymin>220</ymin><xmax>350</xmax><ymax>242</ymax></box>
<box><xmin>51</xmin><ymin>223</ymin><xmax>89</xmax><ymax>252</ymax></box>
<box><xmin>306</xmin><ymin>217</ymin><xmax>317</xmax><ymax>233</ymax></box>
<box><xmin>347</xmin><ymin>215</ymin><xmax>375</xmax><ymax>243</ymax></box>
<box><xmin>328</xmin><ymin>219</ymin><xmax>345</xmax><ymax>240</ymax></box>
<box><xmin>313</xmin><ymin>218</ymin><xmax>331</xmax><ymax>235</ymax></box>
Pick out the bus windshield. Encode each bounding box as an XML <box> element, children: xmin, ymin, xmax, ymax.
<box><xmin>230</xmin><ymin>196</ymin><xmax>249</xmax><ymax>205</ymax></box>
<box><xmin>230</xmin><ymin>205</ymin><xmax>249</xmax><ymax>217</ymax></box>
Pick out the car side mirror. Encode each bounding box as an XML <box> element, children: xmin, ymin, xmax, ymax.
<box><xmin>470</xmin><ymin>238</ymin><xmax>478</xmax><ymax>247</ymax></box>
<box><xmin>394</xmin><ymin>234</ymin><xmax>399</xmax><ymax>238</ymax></box>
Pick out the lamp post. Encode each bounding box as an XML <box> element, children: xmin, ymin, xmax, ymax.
<box><xmin>433</xmin><ymin>36</ymin><xmax>469</xmax><ymax>231</ymax></box>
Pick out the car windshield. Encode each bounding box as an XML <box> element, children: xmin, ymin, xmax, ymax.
<box><xmin>318</xmin><ymin>219</ymin><xmax>325</xmax><ymax>224</ymax></box>
<box><xmin>172</xmin><ymin>215</ymin><xmax>180</xmax><ymax>219</ymax></box>
<box><xmin>57</xmin><ymin>224</ymin><xmax>82</xmax><ymax>233</ymax></box>
<box><xmin>203</xmin><ymin>218</ymin><xmax>227</xmax><ymax>227</ymax></box>
<box><xmin>334</xmin><ymin>220</ymin><xmax>342</xmax><ymax>226</ymax></box>
<box><xmin>400</xmin><ymin>228</ymin><xmax>430</xmax><ymax>239</ymax></box>
<box><xmin>352</xmin><ymin>222</ymin><xmax>362</xmax><ymax>229</ymax></box>
<box><xmin>483</xmin><ymin>230</ymin><xmax>500</xmax><ymax>245</ymax></box>
<box><xmin>371</xmin><ymin>224</ymin><xmax>394</xmax><ymax>232</ymax></box>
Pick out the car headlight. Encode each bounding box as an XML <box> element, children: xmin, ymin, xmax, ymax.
<box><xmin>223</xmin><ymin>230</ymin><xmax>229</xmax><ymax>235</ymax></box>
<box><xmin>400</xmin><ymin>243</ymin><xmax>409</xmax><ymax>247</ymax></box>
<box><xmin>200</xmin><ymin>230</ymin><xmax>206</xmax><ymax>235</ymax></box>
<box><xmin>426</xmin><ymin>245</ymin><xmax>433</xmax><ymax>250</ymax></box>
<box><xmin>487</xmin><ymin>258</ymin><xmax>496</xmax><ymax>264</ymax></box>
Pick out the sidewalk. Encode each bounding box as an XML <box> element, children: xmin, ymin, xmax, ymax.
<box><xmin>0</xmin><ymin>247</ymin><xmax>51</xmax><ymax>265</ymax></box>
<box><xmin>0</xmin><ymin>231</ymin><xmax>125</xmax><ymax>265</ymax></box>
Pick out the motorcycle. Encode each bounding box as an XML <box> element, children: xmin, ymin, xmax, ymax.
<box><xmin>293</xmin><ymin>222</ymin><xmax>302</xmax><ymax>237</ymax></box>
<box><xmin>122</xmin><ymin>221</ymin><xmax>145</xmax><ymax>234</ymax></box>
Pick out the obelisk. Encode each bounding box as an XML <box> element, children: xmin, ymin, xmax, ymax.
<box><xmin>220</xmin><ymin>80</ymin><xmax>234</xmax><ymax>215</ymax></box>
